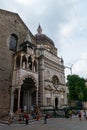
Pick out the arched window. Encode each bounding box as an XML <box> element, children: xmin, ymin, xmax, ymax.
<box><xmin>9</xmin><ymin>34</ymin><xmax>18</xmax><ymax>51</ymax></box>
<box><xmin>52</xmin><ymin>75</ymin><xmax>59</xmax><ymax>88</ymax></box>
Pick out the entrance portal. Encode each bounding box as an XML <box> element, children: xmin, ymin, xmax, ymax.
<box><xmin>20</xmin><ymin>77</ymin><xmax>36</xmax><ymax>112</ymax></box>
<box><xmin>55</xmin><ymin>97</ymin><xmax>58</xmax><ymax>110</ymax></box>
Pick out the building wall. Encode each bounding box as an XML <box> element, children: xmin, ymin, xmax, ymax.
<box><xmin>0</xmin><ymin>9</ymin><xmax>67</xmax><ymax>117</ymax></box>
<box><xmin>0</xmin><ymin>9</ymin><xmax>36</xmax><ymax>117</ymax></box>
<box><xmin>44</xmin><ymin>58</ymin><xmax>66</xmax><ymax>108</ymax></box>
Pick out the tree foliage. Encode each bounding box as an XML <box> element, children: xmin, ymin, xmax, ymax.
<box><xmin>67</xmin><ymin>74</ymin><xmax>87</xmax><ymax>101</ymax></box>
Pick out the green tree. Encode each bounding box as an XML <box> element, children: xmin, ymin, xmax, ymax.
<box><xmin>67</xmin><ymin>74</ymin><xmax>87</xmax><ymax>101</ymax></box>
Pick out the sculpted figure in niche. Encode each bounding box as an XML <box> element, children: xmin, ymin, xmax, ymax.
<box><xmin>33</xmin><ymin>60</ymin><xmax>37</xmax><ymax>72</ymax></box>
<box><xmin>23</xmin><ymin>61</ymin><xmax>26</xmax><ymax>69</ymax></box>
<box><xmin>29</xmin><ymin>62</ymin><xmax>32</xmax><ymax>70</ymax></box>
<box><xmin>27</xmin><ymin>47</ymin><xmax>30</xmax><ymax>55</ymax></box>
<box><xmin>28</xmin><ymin>56</ymin><xmax>32</xmax><ymax>70</ymax></box>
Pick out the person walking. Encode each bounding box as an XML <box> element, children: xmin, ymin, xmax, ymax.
<box><xmin>83</xmin><ymin>110</ymin><xmax>87</xmax><ymax>120</ymax></box>
<box><xmin>44</xmin><ymin>114</ymin><xmax>48</xmax><ymax>124</ymax></box>
<box><xmin>78</xmin><ymin>110</ymin><xmax>82</xmax><ymax>121</ymax></box>
<box><xmin>68</xmin><ymin>110</ymin><xmax>72</xmax><ymax>119</ymax></box>
<box><xmin>25</xmin><ymin>112</ymin><xmax>29</xmax><ymax>125</ymax></box>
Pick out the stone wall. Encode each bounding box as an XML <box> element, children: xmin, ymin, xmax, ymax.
<box><xmin>0</xmin><ymin>9</ymin><xmax>36</xmax><ymax>117</ymax></box>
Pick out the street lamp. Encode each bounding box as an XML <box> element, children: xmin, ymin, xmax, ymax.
<box><xmin>65</xmin><ymin>64</ymin><xmax>73</xmax><ymax>75</ymax></box>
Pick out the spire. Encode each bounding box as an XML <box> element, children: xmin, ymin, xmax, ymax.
<box><xmin>25</xmin><ymin>30</ymin><xmax>31</xmax><ymax>43</ymax></box>
<box><xmin>61</xmin><ymin>56</ymin><xmax>64</xmax><ymax>65</ymax></box>
<box><xmin>37</xmin><ymin>24</ymin><xmax>42</xmax><ymax>34</ymax></box>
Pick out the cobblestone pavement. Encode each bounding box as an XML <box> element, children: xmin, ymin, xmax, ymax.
<box><xmin>0</xmin><ymin>117</ymin><xmax>87</xmax><ymax>130</ymax></box>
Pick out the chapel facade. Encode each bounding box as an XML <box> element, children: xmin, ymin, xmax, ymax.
<box><xmin>0</xmin><ymin>9</ymin><xmax>67</xmax><ymax>117</ymax></box>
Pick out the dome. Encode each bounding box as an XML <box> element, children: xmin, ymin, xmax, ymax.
<box><xmin>35</xmin><ymin>25</ymin><xmax>54</xmax><ymax>46</ymax></box>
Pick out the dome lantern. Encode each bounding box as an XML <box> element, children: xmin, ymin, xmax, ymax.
<box><xmin>37</xmin><ymin>24</ymin><xmax>42</xmax><ymax>34</ymax></box>
<box><xmin>35</xmin><ymin>25</ymin><xmax>55</xmax><ymax>47</ymax></box>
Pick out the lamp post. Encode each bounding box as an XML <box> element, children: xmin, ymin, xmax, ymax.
<box><xmin>65</xmin><ymin>64</ymin><xmax>73</xmax><ymax>75</ymax></box>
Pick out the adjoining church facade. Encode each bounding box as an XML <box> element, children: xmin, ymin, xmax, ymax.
<box><xmin>0</xmin><ymin>9</ymin><xmax>67</xmax><ymax>117</ymax></box>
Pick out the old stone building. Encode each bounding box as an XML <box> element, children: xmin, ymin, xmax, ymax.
<box><xmin>0</xmin><ymin>9</ymin><xmax>67</xmax><ymax>117</ymax></box>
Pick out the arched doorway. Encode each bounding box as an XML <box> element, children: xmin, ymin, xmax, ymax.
<box><xmin>20</xmin><ymin>77</ymin><xmax>36</xmax><ymax>112</ymax></box>
<box><xmin>55</xmin><ymin>97</ymin><xmax>58</xmax><ymax>110</ymax></box>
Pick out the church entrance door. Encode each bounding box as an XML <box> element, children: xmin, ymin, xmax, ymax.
<box><xmin>20</xmin><ymin>77</ymin><xmax>36</xmax><ymax>112</ymax></box>
<box><xmin>55</xmin><ymin>97</ymin><xmax>58</xmax><ymax>110</ymax></box>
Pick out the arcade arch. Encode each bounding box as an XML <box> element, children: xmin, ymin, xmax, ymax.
<box><xmin>13</xmin><ymin>75</ymin><xmax>38</xmax><ymax>113</ymax></box>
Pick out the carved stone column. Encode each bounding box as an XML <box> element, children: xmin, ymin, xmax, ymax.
<box><xmin>10</xmin><ymin>87</ymin><xmax>15</xmax><ymax>114</ymax></box>
<box><xmin>20</xmin><ymin>54</ymin><xmax>23</xmax><ymax>68</ymax></box>
<box><xmin>14</xmin><ymin>56</ymin><xmax>16</xmax><ymax>69</ymax></box>
<box><xmin>17</xmin><ymin>88</ymin><xmax>21</xmax><ymax>109</ymax></box>
<box><xmin>64</xmin><ymin>89</ymin><xmax>67</xmax><ymax>104</ymax></box>
<box><xmin>39</xmin><ymin>55</ymin><xmax>45</xmax><ymax>106</ymax></box>
<box><xmin>26</xmin><ymin>55</ymin><xmax>28</xmax><ymax>69</ymax></box>
<box><xmin>36</xmin><ymin>87</ymin><xmax>38</xmax><ymax>106</ymax></box>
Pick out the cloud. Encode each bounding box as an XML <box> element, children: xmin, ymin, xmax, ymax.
<box><xmin>0</xmin><ymin>0</ymin><xmax>87</xmax><ymax>79</ymax></box>
<box><xmin>15</xmin><ymin>0</ymin><xmax>32</xmax><ymax>6</ymax></box>
<box><xmin>65</xmin><ymin>52</ymin><xmax>87</xmax><ymax>78</ymax></box>
<box><xmin>59</xmin><ymin>19</ymin><xmax>78</xmax><ymax>39</ymax></box>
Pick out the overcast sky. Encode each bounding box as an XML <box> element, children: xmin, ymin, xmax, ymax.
<box><xmin>0</xmin><ymin>0</ymin><xmax>87</xmax><ymax>79</ymax></box>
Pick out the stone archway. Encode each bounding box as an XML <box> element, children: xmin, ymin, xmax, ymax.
<box><xmin>20</xmin><ymin>76</ymin><xmax>37</xmax><ymax>112</ymax></box>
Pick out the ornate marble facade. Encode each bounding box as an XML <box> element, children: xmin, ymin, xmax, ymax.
<box><xmin>0</xmin><ymin>9</ymin><xmax>67</xmax><ymax>116</ymax></box>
